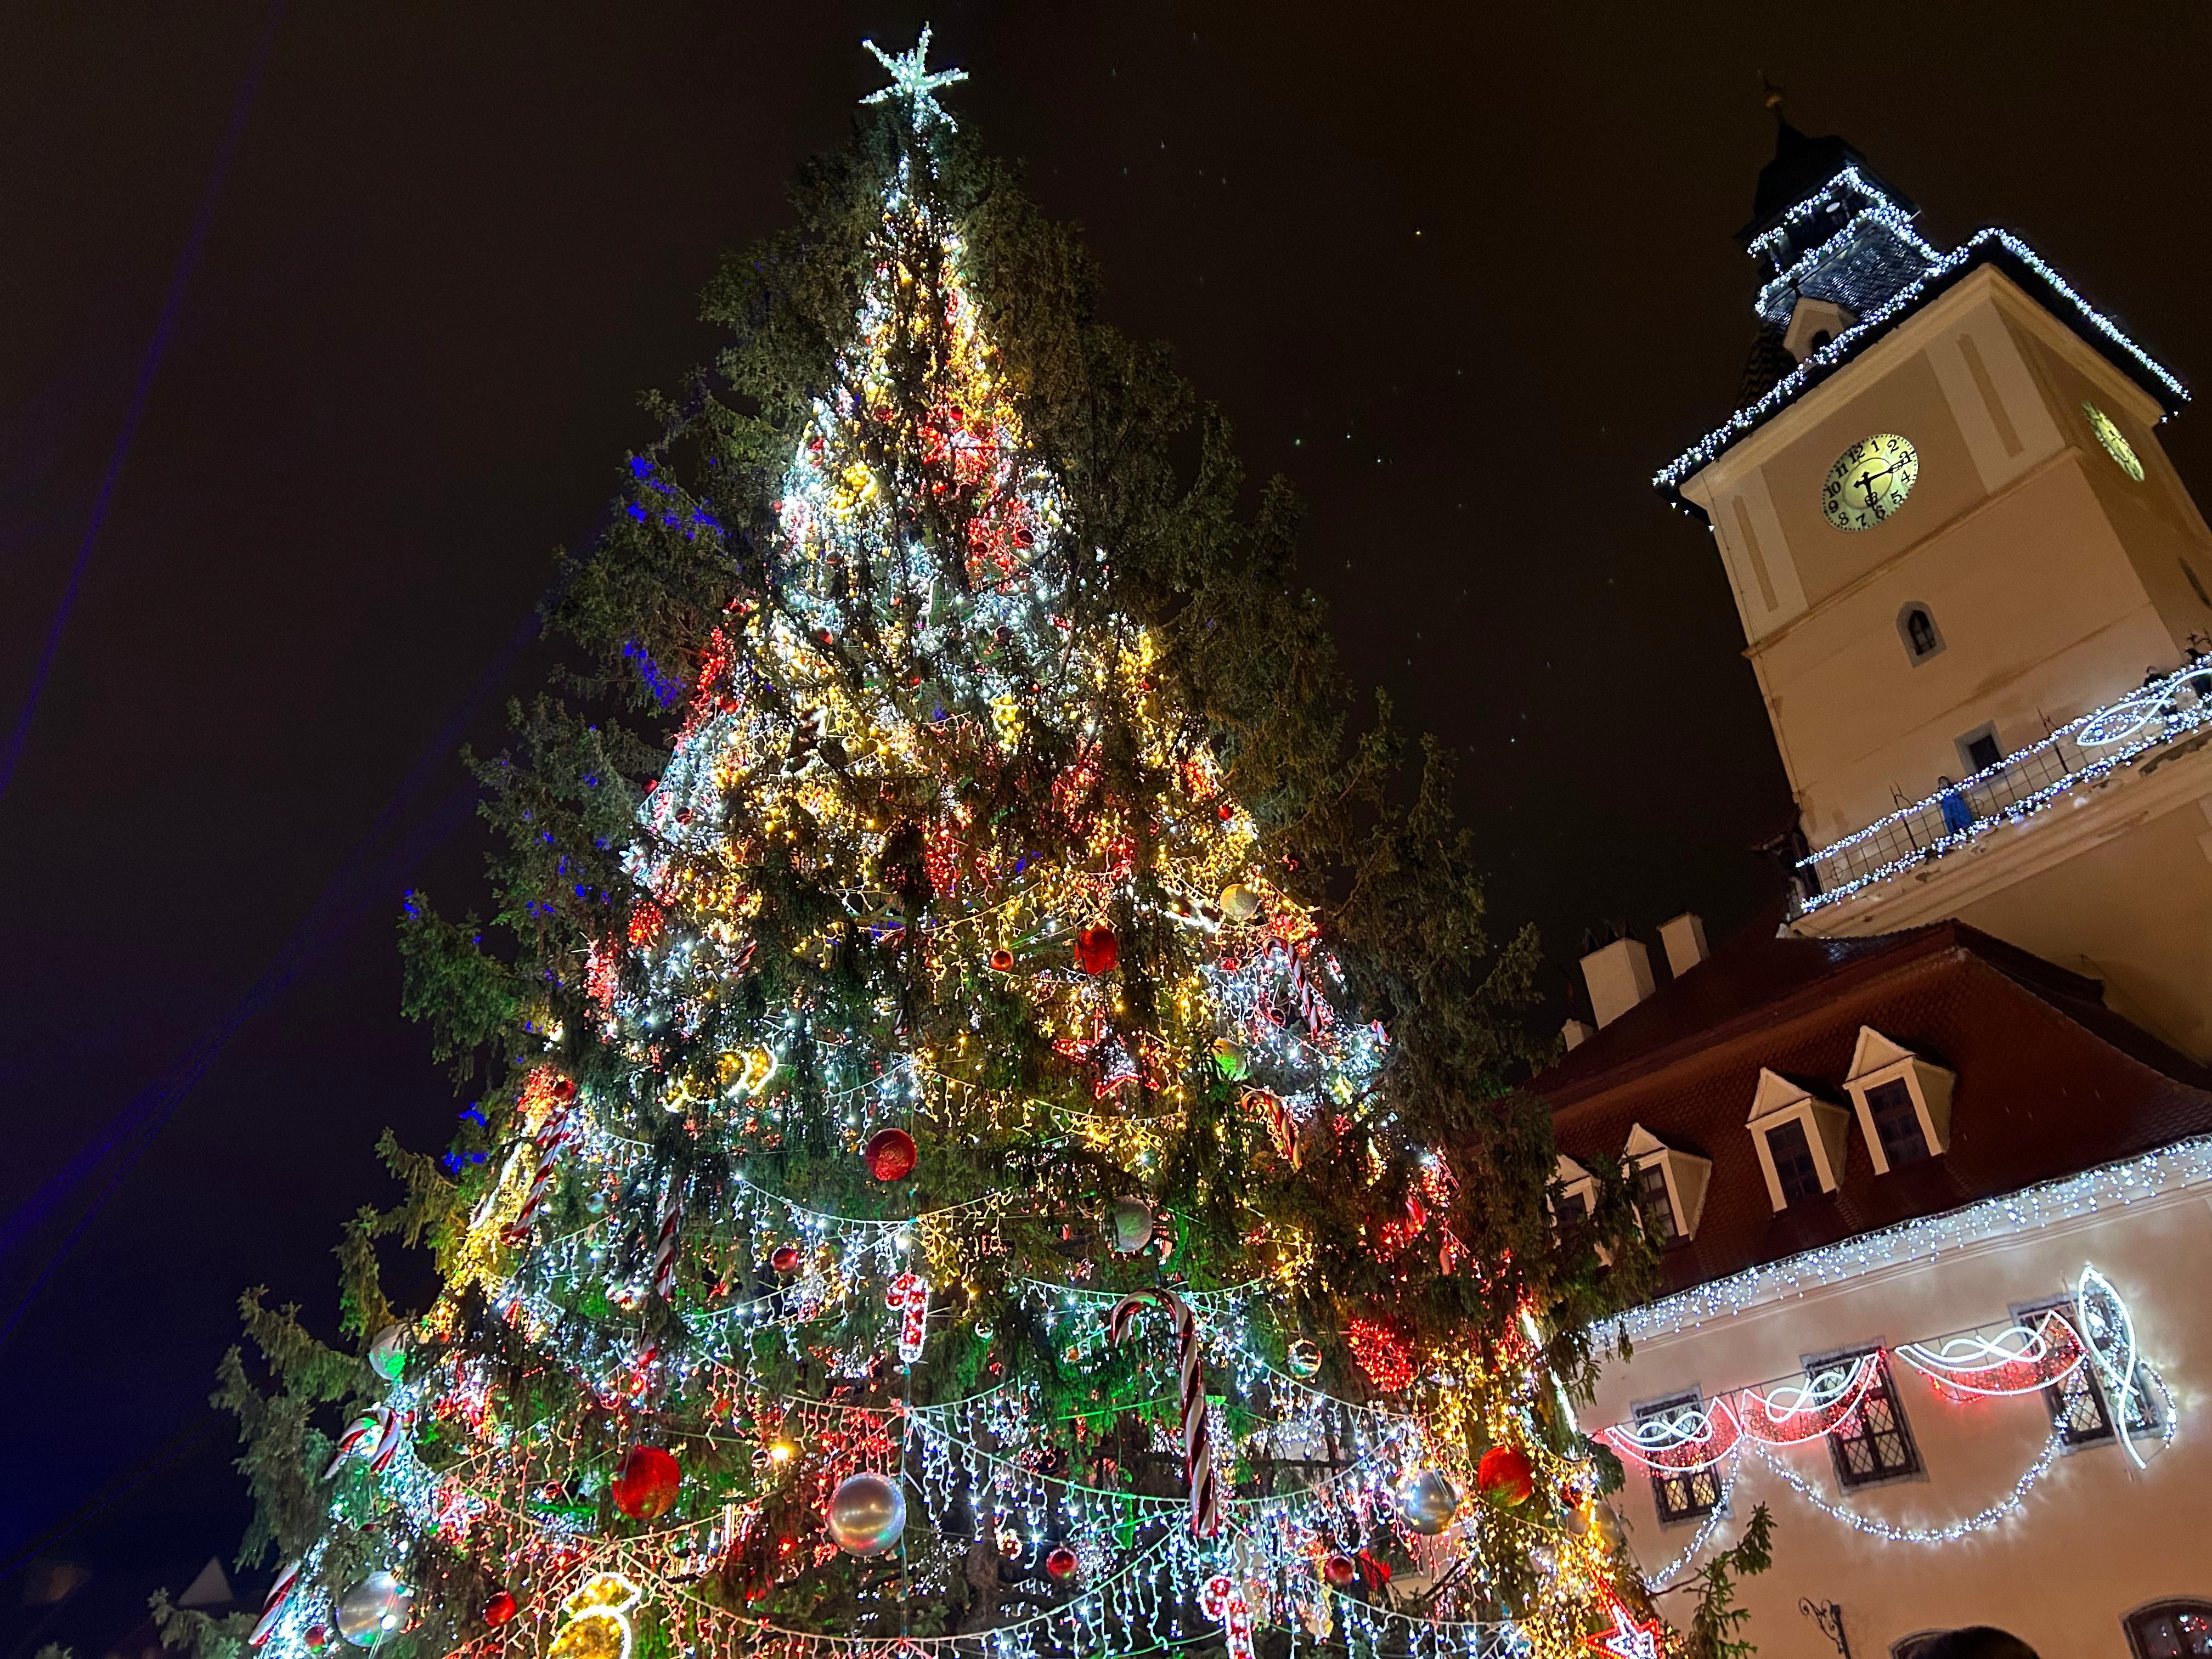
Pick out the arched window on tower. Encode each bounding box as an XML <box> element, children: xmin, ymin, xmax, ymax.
<box><xmin>1897</xmin><ymin>602</ymin><xmax>1945</xmax><ymax>665</ymax></box>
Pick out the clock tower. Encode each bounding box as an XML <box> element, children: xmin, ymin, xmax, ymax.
<box><xmin>1659</xmin><ymin>115</ymin><xmax>2212</xmax><ymax>1057</ymax></box>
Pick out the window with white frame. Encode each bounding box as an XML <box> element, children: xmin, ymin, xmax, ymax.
<box><xmin>1551</xmin><ymin>1156</ymin><xmax>1595</xmax><ymax>1229</ymax></box>
<box><xmin>1636</xmin><ymin>1161</ymin><xmax>1678</xmax><ymax>1243</ymax></box>
<box><xmin>1633</xmin><ymin>1393</ymin><xmax>1723</xmax><ymax>1524</ymax></box>
<box><xmin>1624</xmin><ymin>1124</ymin><xmax>1711</xmax><ymax>1246</ymax></box>
<box><xmin>1745</xmin><ymin>1069</ymin><xmax>1850</xmax><ymax>1210</ymax></box>
<box><xmin>1842</xmin><ymin>1028</ymin><xmax>1952</xmax><ymax>1175</ymax></box>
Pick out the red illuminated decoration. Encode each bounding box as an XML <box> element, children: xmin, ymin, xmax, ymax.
<box><xmin>1476</xmin><ymin>1444</ymin><xmax>1534</xmax><ymax>1506</ymax></box>
<box><xmin>768</xmin><ymin>1244</ymin><xmax>802</xmax><ymax>1274</ymax></box>
<box><xmin>864</xmin><ymin>1127</ymin><xmax>918</xmax><ymax>1182</ymax></box>
<box><xmin>1322</xmin><ymin>1553</ymin><xmax>1358</xmax><ymax>1587</ymax></box>
<box><xmin>611</xmin><ymin>1445</ymin><xmax>682</xmax><ymax>1519</ymax></box>
<box><xmin>1043</xmin><ymin>1545</ymin><xmax>1078</xmax><ymax>1578</ymax></box>
<box><xmin>1346</xmin><ymin>1317</ymin><xmax>1416</xmax><ymax>1392</ymax></box>
<box><xmin>1585</xmin><ymin>1594</ymin><xmax>1666</xmax><ymax>1659</ymax></box>
<box><xmin>1073</xmin><ymin>925</ymin><xmax>1119</xmax><ymax>975</ymax></box>
<box><xmin>483</xmin><ymin>1589</ymin><xmax>518</xmax><ymax>1626</ymax></box>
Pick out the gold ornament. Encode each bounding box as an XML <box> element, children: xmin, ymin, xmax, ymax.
<box><xmin>548</xmin><ymin>1573</ymin><xmax>642</xmax><ymax>1659</ymax></box>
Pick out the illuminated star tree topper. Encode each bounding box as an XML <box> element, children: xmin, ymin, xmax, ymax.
<box><xmin>860</xmin><ymin>25</ymin><xmax>968</xmax><ymax>131</ymax></box>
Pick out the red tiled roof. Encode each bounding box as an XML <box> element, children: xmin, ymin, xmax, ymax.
<box><xmin>1533</xmin><ymin>917</ymin><xmax>2212</xmax><ymax>1296</ymax></box>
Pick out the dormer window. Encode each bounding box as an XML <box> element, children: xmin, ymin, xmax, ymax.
<box><xmin>1784</xmin><ymin>296</ymin><xmax>1855</xmax><ymax>363</ymax></box>
<box><xmin>1553</xmin><ymin>1155</ymin><xmax>1596</xmax><ymax>1226</ymax></box>
<box><xmin>1842</xmin><ymin>1028</ymin><xmax>1954</xmax><ymax>1173</ymax></box>
<box><xmin>1746</xmin><ymin>1069</ymin><xmax>1852</xmax><ymax>1211</ymax></box>
<box><xmin>1624</xmin><ymin>1124</ymin><xmax>1712</xmax><ymax>1245</ymax></box>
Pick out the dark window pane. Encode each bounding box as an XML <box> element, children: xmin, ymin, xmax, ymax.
<box><xmin>2127</xmin><ymin>1605</ymin><xmax>2212</xmax><ymax>1659</ymax></box>
<box><xmin>1825</xmin><ymin>1352</ymin><xmax>1921</xmax><ymax>1488</ymax></box>
<box><xmin>1635</xmin><ymin>1395</ymin><xmax>1720</xmax><ymax>1523</ymax></box>
<box><xmin>1638</xmin><ymin>1162</ymin><xmax>1679</xmax><ymax>1243</ymax></box>
<box><xmin>1865</xmin><ymin>1079</ymin><xmax>1929</xmax><ymax>1167</ymax></box>
<box><xmin>1966</xmin><ymin>732</ymin><xmax>2002</xmax><ymax>771</ymax></box>
<box><xmin>1766</xmin><ymin>1119</ymin><xmax>1823</xmax><ymax>1201</ymax></box>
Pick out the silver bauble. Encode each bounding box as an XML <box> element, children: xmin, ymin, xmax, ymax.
<box><xmin>366</xmin><ymin>1323</ymin><xmax>408</xmax><ymax>1383</ymax></box>
<box><xmin>1285</xmin><ymin>1339</ymin><xmax>1323</xmax><ymax>1379</ymax></box>
<box><xmin>1108</xmin><ymin>1198</ymin><xmax>1154</xmax><ymax>1255</ymax></box>
<box><xmin>825</xmin><ymin>1471</ymin><xmax>907</xmax><ymax>1556</ymax></box>
<box><xmin>1218</xmin><ymin>883</ymin><xmax>1263</xmax><ymax>923</ymax></box>
<box><xmin>335</xmin><ymin>1572</ymin><xmax>414</xmax><ymax>1646</ymax></box>
<box><xmin>1397</xmin><ymin>1469</ymin><xmax>1460</xmax><ymax>1536</ymax></box>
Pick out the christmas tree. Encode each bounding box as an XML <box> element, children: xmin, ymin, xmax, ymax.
<box><xmin>184</xmin><ymin>33</ymin><xmax>1659</xmax><ymax>1659</ymax></box>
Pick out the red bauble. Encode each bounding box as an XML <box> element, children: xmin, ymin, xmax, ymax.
<box><xmin>769</xmin><ymin>1244</ymin><xmax>802</xmax><ymax>1273</ymax></box>
<box><xmin>865</xmin><ymin>1127</ymin><xmax>918</xmax><ymax>1182</ymax></box>
<box><xmin>484</xmin><ymin>1589</ymin><xmax>518</xmax><ymax>1626</ymax></box>
<box><xmin>1476</xmin><ymin>1444</ymin><xmax>1534</xmax><ymax>1507</ymax></box>
<box><xmin>611</xmin><ymin>1445</ymin><xmax>682</xmax><ymax>1519</ymax></box>
<box><xmin>989</xmin><ymin>947</ymin><xmax>1015</xmax><ymax>972</ymax></box>
<box><xmin>1322</xmin><ymin>1553</ymin><xmax>1358</xmax><ymax>1588</ymax></box>
<box><xmin>1073</xmin><ymin>926</ymin><xmax>1119</xmax><ymax>975</ymax></box>
<box><xmin>1044</xmin><ymin>1545</ymin><xmax>1079</xmax><ymax>1579</ymax></box>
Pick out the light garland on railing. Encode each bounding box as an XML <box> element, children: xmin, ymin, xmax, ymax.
<box><xmin>1795</xmin><ymin>658</ymin><xmax>2212</xmax><ymax>911</ymax></box>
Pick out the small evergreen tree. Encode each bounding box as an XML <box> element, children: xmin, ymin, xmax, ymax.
<box><xmin>185</xmin><ymin>36</ymin><xmax>1655</xmax><ymax>1659</ymax></box>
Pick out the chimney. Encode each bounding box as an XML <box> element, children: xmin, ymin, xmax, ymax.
<box><xmin>1581</xmin><ymin>936</ymin><xmax>1657</xmax><ymax>1028</ymax></box>
<box><xmin>1562</xmin><ymin>1018</ymin><xmax>1595</xmax><ymax>1051</ymax></box>
<box><xmin>1658</xmin><ymin>912</ymin><xmax>1711</xmax><ymax>979</ymax></box>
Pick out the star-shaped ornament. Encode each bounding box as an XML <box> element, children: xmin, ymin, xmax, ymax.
<box><xmin>861</xmin><ymin>26</ymin><xmax>969</xmax><ymax>131</ymax></box>
<box><xmin>1584</xmin><ymin>1596</ymin><xmax>1665</xmax><ymax>1659</ymax></box>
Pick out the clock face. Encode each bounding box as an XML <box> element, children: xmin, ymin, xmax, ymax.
<box><xmin>1821</xmin><ymin>433</ymin><xmax>1920</xmax><ymax>531</ymax></box>
<box><xmin>2082</xmin><ymin>401</ymin><xmax>2145</xmax><ymax>482</ymax></box>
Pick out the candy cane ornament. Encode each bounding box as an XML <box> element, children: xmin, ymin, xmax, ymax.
<box><xmin>248</xmin><ymin>1559</ymin><xmax>301</xmax><ymax>1647</ymax></box>
<box><xmin>885</xmin><ymin>1271</ymin><xmax>931</xmax><ymax>1364</ymax></box>
<box><xmin>1106</xmin><ymin>1288</ymin><xmax>1221</xmax><ymax>1537</ymax></box>
<box><xmin>1265</xmin><ymin>938</ymin><xmax>1328</xmax><ymax>1037</ymax></box>
<box><xmin>651</xmin><ymin>1186</ymin><xmax>682</xmax><ymax>1301</ymax></box>
<box><xmin>1200</xmin><ymin>1574</ymin><xmax>1256</xmax><ymax>1659</ymax></box>
<box><xmin>321</xmin><ymin>1404</ymin><xmax>405</xmax><ymax>1479</ymax></box>
<box><xmin>505</xmin><ymin>1079</ymin><xmax>578</xmax><ymax>1243</ymax></box>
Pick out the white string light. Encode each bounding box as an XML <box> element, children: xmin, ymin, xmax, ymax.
<box><xmin>1595</xmin><ymin>1135</ymin><xmax>2212</xmax><ymax>1346</ymax></box>
<box><xmin>1657</xmin><ymin>221</ymin><xmax>2187</xmax><ymax>491</ymax></box>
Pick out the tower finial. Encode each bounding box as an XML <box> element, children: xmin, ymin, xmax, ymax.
<box><xmin>861</xmin><ymin>26</ymin><xmax>969</xmax><ymax>132</ymax></box>
<box><xmin>1759</xmin><ymin>71</ymin><xmax>1786</xmax><ymax>116</ymax></box>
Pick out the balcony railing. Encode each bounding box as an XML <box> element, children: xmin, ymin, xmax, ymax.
<box><xmin>1798</xmin><ymin>655</ymin><xmax>2212</xmax><ymax>914</ymax></box>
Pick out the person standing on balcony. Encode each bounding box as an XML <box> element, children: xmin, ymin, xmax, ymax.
<box><xmin>1937</xmin><ymin>776</ymin><xmax>1973</xmax><ymax>837</ymax></box>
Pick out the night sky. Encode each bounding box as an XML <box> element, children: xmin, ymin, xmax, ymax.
<box><xmin>4</xmin><ymin>2</ymin><xmax>2210</xmax><ymax>1635</ymax></box>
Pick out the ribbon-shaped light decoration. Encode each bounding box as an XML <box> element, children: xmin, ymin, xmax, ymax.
<box><xmin>888</xmin><ymin>1271</ymin><xmax>931</xmax><ymax>1365</ymax></box>
<box><xmin>1600</xmin><ymin>1395</ymin><xmax>1741</xmax><ymax>1473</ymax></box>
<box><xmin>1106</xmin><ymin>1287</ymin><xmax>1222</xmax><ymax>1537</ymax></box>
<box><xmin>1894</xmin><ymin>1308</ymin><xmax>2086</xmax><ymax>1397</ymax></box>
<box><xmin>1735</xmin><ymin>1352</ymin><xmax>1880</xmax><ymax>1445</ymax></box>
<box><xmin>1200</xmin><ymin>1573</ymin><xmax>1257</xmax><ymax>1659</ymax></box>
<box><xmin>2077</xmin><ymin>1263</ymin><xmax>2146</xmax><ymax>1468</ymax></box>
